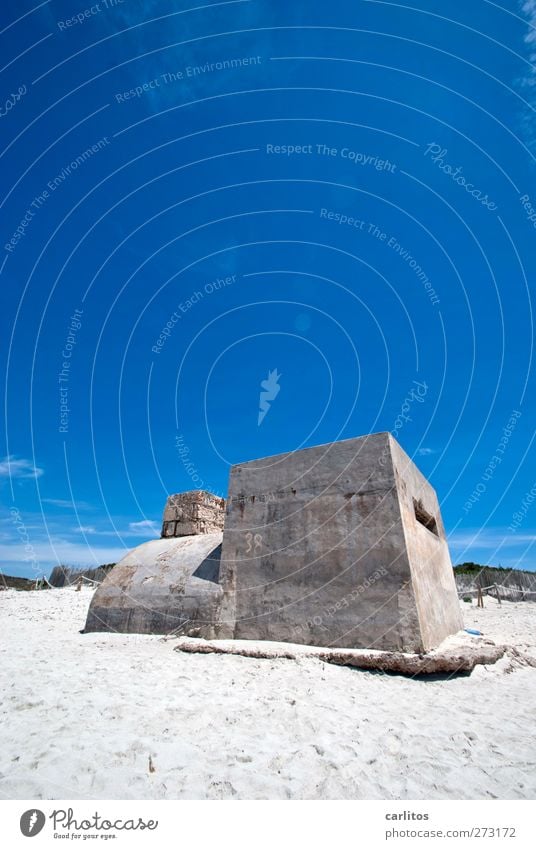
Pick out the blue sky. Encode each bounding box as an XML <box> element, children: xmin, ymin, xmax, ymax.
<box><xmin>1</xmin><ymin>0</ymin><xmax>535</xmax><ymax>578</ymax></box>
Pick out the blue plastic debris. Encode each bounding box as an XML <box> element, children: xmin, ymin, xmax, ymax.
<box><xmin>464</xmin><ymin>628</ymin><xmax>483</xmax><ymax>636</ymax></box>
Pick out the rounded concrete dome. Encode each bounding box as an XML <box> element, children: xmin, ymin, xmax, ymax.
<box><xmin>84</xmin><ymin>532</ymin><xmax>224</xmax><ymax>636</ymax></box>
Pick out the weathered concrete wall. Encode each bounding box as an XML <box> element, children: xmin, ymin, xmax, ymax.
<box><xmin>85</xmin><ymin>444</ymin><xmax>462</xmax><ymax>651</ymax></box>
<box><xmin>389</xmin><ymin>436</ymin><xmax>463</xmax><ymax>651</ymax></box>
<box><xmin>220</xmin><ymin>433</ymin><xmax>426</xmax><ymax>651</ymax></box>
<box><xmin>84</xmin><ymin>533</ymin><xmax>224</xmax><ymax>636</ymax></box>
<box><xmin>161</xmin><ymin>490</ymin><xmax>225</xmax><ymax>538</ymax></box>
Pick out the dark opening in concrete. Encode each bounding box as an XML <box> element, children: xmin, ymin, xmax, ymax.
<box><xmin>413</xmin><ymin>498</ymin><xmax>438</xmax><ymax>536</ymax></box>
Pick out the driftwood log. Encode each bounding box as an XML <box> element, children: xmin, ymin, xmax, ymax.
<box><xmin>173</xmin><ymin>635</ymin><xmax>506</xmax><ymax>676</ymax></box>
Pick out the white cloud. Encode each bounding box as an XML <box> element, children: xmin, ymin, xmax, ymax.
<box><xmin>43</xmin><ymin>498</ymin><xmax>91</xmax><ymax>509</ymax></box>
<box><xmin>0</xmin><ymin>537</ymin><xmax>128</xmax><ymax>571</ymax></box>
<box><xmin>448</xmin><ymin>529</ymin><xmax>536</xmax><ymax>550</ymax></box>
<box><xmin>447</xmin><ymin>529</ymin><xmax>536</xmax><ymax>572</ymax></box>
<box><xmin>128</xmin><ymin>519</ymin><xmax>159</xmax><ymax>536</ymax></box>
<box><xmin>43</xmin><ymin>498</ymin><xmax>73</xmax><ymax>508</ymax></box>
<box><xmin>0</xmin><ymin>456</ymin><xmax>43</xmax><ymax>480</ymax></box>
<box><xmin>73</xmin><ymin>526</ymin><xmax>97</xmax><ymax>534</ymax></box>
<box><xmin>416</xmin><ymin>447</ymin><xmax>435</xmax><ymax>456</ymax></box>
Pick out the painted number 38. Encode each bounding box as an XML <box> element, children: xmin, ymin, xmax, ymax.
<box><xmin>245</xmin><ymin>532</ymin><xmax>262</xmax><ymax>554</ymax></box>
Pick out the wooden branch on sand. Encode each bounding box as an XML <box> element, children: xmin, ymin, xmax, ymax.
<box><xmin>173</xmin><ymin>636</ymin><xmax>506</xmax><ymax>676</ymax></box>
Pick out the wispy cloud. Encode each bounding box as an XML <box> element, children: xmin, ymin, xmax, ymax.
<box><xmin>448</xmin><ymin>529</ymin><xmax>536</xmax><ymax>550</ymax></box>
<box><xmin>518</xmin><ymin>0</ymin><xmax>536</xmax><ymax>148</ymax></box>
<box><xmin>448</xmin><ymin>528</ymin><xmax>536</xmax><ymax>571</ymax></box>
<box><xmin>0</xmin><ymin>537</ymin><xmax>128</xmax><ymax>571</ymax></box>
<box><xmin>416</xmin><ymin>447</ymin><xmax>435</xmax><ymax>456</ymax></box>
<box><xmin>69</xmin><ymin>0</ymin><xmax>269</xmax><ymax>114</ymax></box>
<box><xmin>43</xmin><ymin>498</ymin><xmax>91</xmax><ymax>509</ymax></box>
<box><xmin>68</xmin><ymin>520</ymin><xmax>159</xmax><ymax>539</ymax></box>
<box><xmin>128</xmin><ymin>519</ymin><xmax>159</xmax><ymax>536</ymax></box>
<box><xmin>0</xmin><ymin>456</ymin><xmax>43</xmax><ymax>480</ymax></box>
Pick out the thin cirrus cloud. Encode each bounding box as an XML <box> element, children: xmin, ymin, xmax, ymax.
<box><xmin>0</xmin><ymin>520</ymin><xmax>159</xmax><ymax>574</ymax></box>
<box><xmin>0</xmin><ymin>456</ymin><xmax>43</xmax><ymax>480</ymax></box>
<box><xmin>0</xmin><ymin>537</ymin><xmax>129</xmax><ymax>570</ymax></box>
<box><xmin>128</xmin><ymin>519</ymin><xmax>159</xmax><ymax>536</ymax></box>
<box><xmin>519</xmin><ymin>0</ymin><xmax>536</xmax><ymax>146</ymax></box>
<box><xmin>72</xmin><ymin>520</ymin><xmax>159</xmax><ymax>537</ymax></box>
<box><xmin>43</xmin><ymin>498</ymin><xmax>92</xmax><ymax>510</ymax></box>
<box><xmin>448</xmin><ymin>529</ymin><xmax>536</xmax><ymax>571</ymax></box>
<box><xmin>449</xmin><ymin>530</ymin><xmax>536</xmax><ymax>550</ymax></box>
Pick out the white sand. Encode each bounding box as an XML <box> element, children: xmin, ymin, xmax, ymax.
<box><xmin>0</xmin><ymin>587</ymin><xmax>535</xmax><ymax>800</ymax></box>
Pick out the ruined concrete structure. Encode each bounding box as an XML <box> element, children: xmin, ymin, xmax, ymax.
<box><xmin>84</xmin><ymin>533</ymin><xmax>223</xmax><ymax>636</ymax></box>
<box><xmin>161</xmin><ymin>490</ymin><xmax>225</xmax><ymax>538</ymax></box>
<box><xmin>85</xmin><ymin>494</ymin><xmax>224</xmax><ymax>635</ymax></box>
<box><xmin>85</xmin><ymin>432</ymin><xmax>463</xmax><ymax>652</ymax></box>
<box><xmin>220</xmin><ymin>432</ymin><xmax>462</xmax><ymax>652</ymax></box>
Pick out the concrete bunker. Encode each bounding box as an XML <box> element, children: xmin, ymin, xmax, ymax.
<box><xmin>219</xmin><ymin>432</ymin><xmax>462</xmax><ymax>652</ymax></box>
<box><xmin>84</xmin><ymin>433</ymin><xmax>463</xmax><ymax>651</ymax></box>
<box><xmin>84</xmin><ymin>492</ymin><xmax>226</xmax><ymax>636</ymax></box>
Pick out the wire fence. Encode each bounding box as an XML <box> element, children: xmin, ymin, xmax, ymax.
<box><xmin>457</xmin><ymin>582</ymin><xmax>536</xmax><ymax>603</ymax></box>
<box><xmin>47</xmin><ymin>563</ymin><xmax>114</xmax><ymax>588</ymax></box>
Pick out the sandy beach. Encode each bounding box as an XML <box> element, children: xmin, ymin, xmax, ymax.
<box><xmin>1</xmin><ymin>586</ymin><xmax>535</xmax><ymax>801</ymax></box>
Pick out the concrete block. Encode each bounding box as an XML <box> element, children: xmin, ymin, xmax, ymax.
<box><xmin>219</xmin><ymin>432</ymin><xmax>462</xmax><ymax>651</ymax></box>
<box><xmin>161</xmin><ymin>490</ymin><xmax>225</xmax><ymax>538</ymax></box>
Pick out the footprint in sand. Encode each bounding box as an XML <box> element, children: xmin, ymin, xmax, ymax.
<box><xmin>206</xmin><ymin>779</ymin><xmax>237</xmax><ymax>799</ymax></box>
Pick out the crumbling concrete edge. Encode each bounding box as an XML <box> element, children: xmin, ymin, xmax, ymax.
<box><xmin>172</xmin><ymin>634</ymin><xmax>506</xmax><ymax>676</ymax></box>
